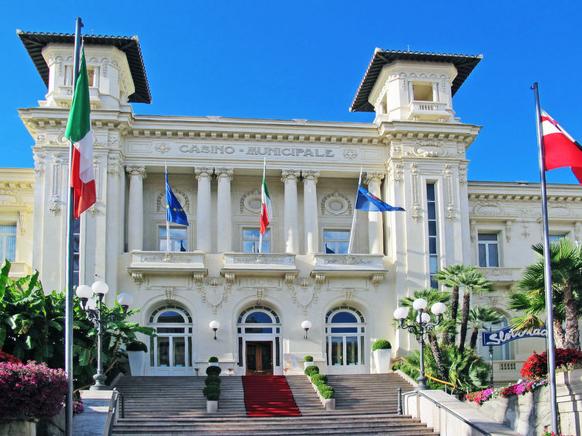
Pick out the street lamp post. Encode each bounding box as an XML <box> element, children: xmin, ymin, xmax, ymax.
<box><xmin>393</xmin><ymin>299</ymin><xmax>446</xmax><ymax>390</ymax></box>
<box><xmin>76</xmin><ymin>281</ymin><xmax>132</xmax><ymax>390</ymax></box>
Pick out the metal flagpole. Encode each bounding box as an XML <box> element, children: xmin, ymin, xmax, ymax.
<box><xmin>64</xmin><ymin>17</ymin><xmax>83</xmax><ymax>436</ymax></box>
<box><xmin>258</xmin><ymin>159</ymin><xmax>266</xmax><ymax>254</ymax></box>
<box><xmin>347</xmin><ymin>168</ymin><xmax>363</xmax><ymax>254</ymax></box>
<box><xmin>165</xmin><ymin>164</ymin><xmax>170</xmax><ymax>253</ymax></box>
<box><xmin>532</xmin><ymin>82</ymin><xmax>559</xmax><ymax>434</ymax></box>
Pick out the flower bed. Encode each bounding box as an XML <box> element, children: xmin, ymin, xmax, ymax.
<box><xmin>0</xmin><ymin>361</ymin><xmax>68</xmax><ymax>420</ymax></box>
<box><xmin>521</xmin><ymin>348</ymin><xmax>582</xmax><ymax>379</ymax></box>
<box><xmin>466</xmin><ymin>379</ymin><xmax>548</xmax><ymax>406</ymax></box>
<box><xmin>0</xmin><ymin>351</ymin><xmax>21</xmax><ymax>364</ymax></box>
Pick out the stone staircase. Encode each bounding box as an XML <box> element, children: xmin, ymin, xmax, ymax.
<box><xmin>326</xmin><ymin>373</ymin><xmax>415</xmax><ymax>414</ymax></box>
<box><xmin>112</xmin><ymin>374</ymin><xmax>435</xmax><ymax>435</ymax></box>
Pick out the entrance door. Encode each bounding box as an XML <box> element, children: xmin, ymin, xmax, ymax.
<box><xmin>246</xmin><ymin>341</ymin><xmax>273</xmax><ymax>375</ymax></box>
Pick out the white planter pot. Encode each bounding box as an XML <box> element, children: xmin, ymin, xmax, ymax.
<box><xmin>208</xmin><ymin>362</ymin><xmax>219</xmax><ymax>367</ymax></box>
<box><xmin>323</xmin><ymin>398</ymin><xmax>336</xmax><ymax>411</ymax></box>
<box><xmin>373</xmin><ymin>349</ymin><xmax>392</xmax><ymax>374</ymax></box>
<box><xmin>304</xmin><ymin>361</ymin><xmax>315</xmax><ymax>370</ymax></box>
<box><xmin>0</xmin><ymin>421</ymin><xmax>36</xmax><ymax>436</ymax></box>
<box><xmin>127</xmin><ymin>351</ymin><xmax>146</xmax><ymax>376</ymax></box>
<box><xmin>206</xmin><ymin>400</ymin><xmax>218</xmax><ymax>413</ymax></box>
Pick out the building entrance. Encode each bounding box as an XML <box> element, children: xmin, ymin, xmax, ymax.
<box><xmin>245</xmin><ymin>341</ymin><xmax>273</xmax><ymax>375</ymax></box>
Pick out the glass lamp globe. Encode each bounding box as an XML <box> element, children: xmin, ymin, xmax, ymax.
<box><xmin>393</xmin><ymin>307</ymin><xmax>409</xmax><ymax>320</ymax></box>
<box><xmin>75</xmin><ymin>285</ymin><xmax>93</xmax><ymax>299</ymax></box>
<box><xmin>416</xmin><ymin>312</ymin><xmax>431</xmax><ymax>324</ymax></box>
<box><xmin>412</xmin><ymin>298</ymin><xmax>428</xmax><ymax>311</ymax></box>
<box><xmin>86</xmin><ymin>298</ymin><xmax>97</xmax><ymax>311</ymax></box>
<box><xmin>92</xmin><ymin>280</ymin><xmax>110</xmax><ymax>296</ymax></box>
<box><xmin>301</xmin><ymin>320</ymin><xmax>313</xmax><ymax>330</ymax></box>
<box><xmin>209</xmin><ymin>320</ymin><xmax>220</xmax><ymax>330</ymax></box>
<box><xmin>117</xmin><ymin>293</ymin><xmax>134</xmax><ymax>308</ymax></box>
<box><xmin>431</xmin><ymin>302</ymin><xmax>446</xmax><ymax>316</ymax></box>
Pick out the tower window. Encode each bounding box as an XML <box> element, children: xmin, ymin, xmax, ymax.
<box><xmin>412</xmin><ymin>82</ymin><xmax>434</xmax><ymax>102</ymax></box>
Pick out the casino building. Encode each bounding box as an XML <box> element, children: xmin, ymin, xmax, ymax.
<box><xmin>7</xmin><ymin>30</ymin><xmax>582</xmax><ymax>379</ymax></box>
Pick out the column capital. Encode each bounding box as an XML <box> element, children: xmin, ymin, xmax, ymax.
<box><xmin>302</xmin><ymin>170</ymin><xmax>320</xmax><ymax>182</ymax></box>
<box><xmin>281</xmin><ymin>169</ymin><xmax>301</xmax><ymax>182</ymax></box>
<box><xmin>365</xmin><ymin>171</ymin><xmax>385</xmax><ymax>184</ymax></box>
<box><xmin>216</xmin><ymin>167</ymin><xmax>234</xmax><ymax>180</ymax></box>
<box><xmin>126</xmin><ymin>166</ymin><xmax>146</xmax><ymax>178</ymax></box>
<box><xmin>195</xmin><ymin>167</ymin><xmax>213</xmax><ymax>179</ymax></box>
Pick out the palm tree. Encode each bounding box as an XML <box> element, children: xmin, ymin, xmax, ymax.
<box><xmin>457</xmin><ymin>267</ymin><xmax>493</xmax><ymax>352</ymax></box>
<box><xmin>399</xmin><ymin>288</ymin><xmax>450</xmax><ymax>381</ymax></box>
<box><xmin>509</xmin><ymin>239</ymin><xmax>582</xmax><ymax>350</ymax></box>
<box><xmin>436</xmin><ymin>264</ymin><xmax>473</xmax><ymax>345</ymax></box>
<box><xmin>468</xmin><ymin>307</ymin><xmax>503</xmax><ymax>350</ymax></box>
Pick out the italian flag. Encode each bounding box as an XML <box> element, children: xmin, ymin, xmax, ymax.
<box><xmin>260</xmin><ymin>160</ymin><xmax>272</xmax><ymax>235</ymax></box>
<box><xmin>64</xmin><ymin>49</ymin><xmax>96</xmax><ymax>218</ymax></box>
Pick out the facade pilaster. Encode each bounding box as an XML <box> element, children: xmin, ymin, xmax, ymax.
<box><xmin>195</xmin><ymin>167</ymin><xmax>213</xmax><ymax>252</ymax></box>
<box><xmin>282</xmin><ymin>170</ymin><xmax>300</xmax><ymax>254</ymax></box>
<box><xmin>126</xmin><ymin>166</ymin><xmax>146</xmax><ymax>251</ymax></box>
<box><xmin>302</xmin><ymin>170</ymin><xmax>320</xmax><ymax>254</ymax></box>
<box><xmin>216</xmin><ymin>168</ymin><xmax>233</xmax><ymax>253</ymax></box>
<box><xmin>366</xmin><ymin>172</ymin><xmax>385</xmax><ymax>255</ymax></box>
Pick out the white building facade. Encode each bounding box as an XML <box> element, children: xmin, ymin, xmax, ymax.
<box><xmin>13</xmin><ymin>32</ymin><xmax>582</xmax><ymax>379</ymax></box>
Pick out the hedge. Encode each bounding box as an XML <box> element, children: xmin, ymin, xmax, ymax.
<box><xmin>372</xmin><ymin>339</ymin><xmax>392</xmax><ymax>351</ymax></box>
<box><xmin>304</xmin><ymin>365</ymin><xmax>320</xmax><ymax>376</ymax></box>
<box><xmin>304</xmin><ymin>355</ymin><xmax>314</xmax><ymax>362</ymax></box>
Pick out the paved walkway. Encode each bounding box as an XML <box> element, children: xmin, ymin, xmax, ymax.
<box><xmin>73</xmin><ymin>390</ymin><xmax>114</xmax><ymax>436</ymax></box>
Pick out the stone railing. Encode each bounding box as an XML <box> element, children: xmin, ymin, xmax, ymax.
<box><xmin>312</xmin><ymin>254</ymin><xmax>386</xmax><ymax>285</ymax></box>
<box><xmin>127</xmin><ymin>251</ymin><xmax>206</xmax><ymax>282</ymax></box>
<box><xmin>491</xmin><ymin>360</ymin><xmax>524</xmax><ymax>383</ymax></box>
<box><xmin>222</xmin><ymin>253</ymin><xmax>297</xmax><ymax>278</ymax></box>
<box><xmin>409</xmin><ymin>100</ymin><xmax>448</xmax><ymax>112</ymax></box>
<box><xmin>476</xmin><ymin>267</ymin><xmax>523</xmax><ymax>283</ymax></box>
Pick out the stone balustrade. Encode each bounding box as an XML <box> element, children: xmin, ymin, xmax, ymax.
<box><xmin>127</xmin><ymin>251</ymin><xmax>207</xmax><ymax>282</ymax></box>
<box><xmin>222</xmin><ymin>253</ymin><xmax>297</xmax><ymax>277</ymax></box>
<box><xmin>476</xmin><ymin>267</ymin><xmax>523</xmax><ymax>283</ymax></box>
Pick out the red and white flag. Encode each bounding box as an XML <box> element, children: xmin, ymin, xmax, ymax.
<box><xmin>64</xmin><ymin>49</ymin><xmax>96</xmax><ymax>218</ymax></box>
<box><xmin>260</xmin><ymin>159</ymin><xmax>271</xmax><ymax>235</ymax></box>
<box><xmin>541</xmin><ymin>110</ymin><xmax>582</xmax><ymax>183</ymax></box>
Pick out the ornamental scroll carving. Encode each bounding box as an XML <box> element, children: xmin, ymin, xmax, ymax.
<box><xmin>155</xmin><ymin>189</ymin><xmax>191</xmax><ymax>212</ymax></box>
<box><xmin>240</xmin><ymin>189</ymin><xmax>261</xmax><ymax>214</ymax></box>
<box><xmin>320</xmin><ymin>192</ymin><xmax>352</xmax><ymax>216</ymax></box>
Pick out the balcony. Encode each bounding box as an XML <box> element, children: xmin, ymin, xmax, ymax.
<box><xmin>311</xmin><ymin>254</ymin><xmax>386</xmax><ymax>284</ymax></box>
<box><xmin>127</xmin><ymin>251</ymin><xmax>207</xmax><ymax>282</ymax></box>
<box><xmin>408</xmin><ymin>100</ymin><xmax>451</xmax><ymax>121</ymax></box>
<box><xmin>221</xmin><ymin>253</ymin><xmax>297</xmax><ymax>279</ymax></box>
<box><xmin>476</xmin><ymin>267</ymin><xmax>523</xmax><ymax>284</ymax></box>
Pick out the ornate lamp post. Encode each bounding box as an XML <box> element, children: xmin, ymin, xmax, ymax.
<box><xmin>76</xmin><ymin>282</ymin><xmax>132</xmax><ymax>390</ymax></box>
<box><xmin>393</xmin><ymin>298</ymin><xmax>446</xmax><ymax>390</ymax></box>
<box><xmin>301</xmin><ymin>320</ymin><xmax>312</xmax><ymax>339</ymax></box>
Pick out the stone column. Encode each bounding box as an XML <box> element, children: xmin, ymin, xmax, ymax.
<box><xmin>282</xmin><ymin>170</ymin><xmax>300</xmax><ymax>254</ymax></box>
<box><xmin>302</xmin><ymin>170</ymin><xmax>320</xmax><ymax>254</ymax></box>
<box><xmin>195</xmin><ymin>167</ymin><xmax>213</xmax><ymax>252</ymax></box>
<box><xmin>216</xmin><ymin>168</ymin><xmax>233</xmax><ymax>253</ymax></box>
<box><xmin>126</xmin><ymin>166</ymin><xmax>146</xmax><ymax>251</ymax></box>
<box><xmin>366</xmin><ymin>172</ymin><xmax>384</xmax><ymax>254</ymax></box>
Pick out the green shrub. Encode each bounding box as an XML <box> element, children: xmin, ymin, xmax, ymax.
<box><xmin>206</xmin><ymin>366</ymin><xmax>222</xmax><ymax>376</ymax></box>
<box><xmin>310</xmin><ymin>374</ymin><xmax>327</xmax><ymax>385</ymax></box>
<box><xmin>317</xmin><ymin>384</ymin><xmax>334</xmax><ymax>399</ymax></box>
<box><xmin>126</xmin><ymin>341</ymin><xmax>148</xmax><ymax>352</ymax></box>
<box><xmin>208</xmin><ymin>356</ymin><xmax>219</xmax><ymax>363</ymax></box>
<box><xmin>304</xmin><ymin>365</ymin><xmax>319</xmax><ymax>376</ymax></box>
<box><xmin>372</xmin><ymin>339</ymin><xmax>392</xmax><ymax>351</ymax></box>
<box><xmin>304</xmin><ymin>355</ymin><xmax>314</xmax><ymax>362</ymax></box>
<box><xmin>205</xmin><ymin>375</ymin><xmax>221</xmax><ymax>386</ymax></box>
<box><xmin>203</xmin><ymin>384</ymin><xmax>220</xmax><ymax>401</ymax></box>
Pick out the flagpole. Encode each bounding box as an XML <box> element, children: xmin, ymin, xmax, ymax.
<box><xmin>165</xmin><ymin>164</ymin><xmax>170</xmax><ymax>253</ymax></box>
<box><xmin>532</xmin><ymin>82</ymin><xmax>559</xmax><ymax>434</ymax></box>
<box><xmin>64</xmin><ymin>16</ymin><xmax>83</xmax><ymax>436</ymax></box>
<box><xmin>258</xmin><ymin>159</ymin><xmax>266</xmax><ymax>254</ymax></box>
<box><xmin>347</xmin><ymin>168</ymin><xmax>363</xmax><ymax>254</ymax></box>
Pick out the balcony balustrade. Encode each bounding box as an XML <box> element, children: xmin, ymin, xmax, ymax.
<box><xmin>476</xmin><ymin>267</ymin><xmax>523</xmax><ymax>284</ymax></box>
<box><xmin>408</xmin><ymin>100</ymin><xmax>451</xmax><ymax>121</ymax></box>
<box><xmin>311</xmin><ymin>253</ymin><xmax>386</xmax><ymax>284</ymax></box>
<box><xmin>127</xmin><ymin>251</ymin><xmax>207</xmax><ymax>282</ymax></box>
<box><xmin>221</xmin><ymin>253</ymin><xmax>297</xmax><ymax>279</ymax></box>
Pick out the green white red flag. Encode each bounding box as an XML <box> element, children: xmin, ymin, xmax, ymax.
<box><xmin>64</xmin><ymin>48</ymin><xmax>95</xmax><ymax>218</ymax></box>
<box><xmin>260</xmin><ymin>160</ymin><xmax>271</xmax><ymax>235</ymax></box>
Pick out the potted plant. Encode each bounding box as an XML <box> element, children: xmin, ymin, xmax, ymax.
<box><xmin>204</xmin><ymin>365</ymin><xmax>221</xmax><ymax>413</ymax></box>
<box><xmin>126</xmin><ymin>341</ymin><xmax>148</xmax><ymax>376</ymax></box>
<box><xmin>208</xmin><ymin>356</ymin><xmax>219</xmax><ymax>367</ymax></box>
<box><xmin>304</xmin><ymin>355</ymin><xmax>315</xmax><ymax>370</ymax></box>
<box><xmin>372</xmin><ymin>339</ymin><xmax>392</xmax><ymax>374</ymax></box>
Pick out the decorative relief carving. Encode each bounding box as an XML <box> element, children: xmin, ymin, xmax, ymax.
<box><xmin>302</xmin><ymin>170</ymin><xmax>320</xmax><ymax>183</ymax></box>
<box><xmin>473</xmin><ymin>202</ymin><xmax>502</xmax><ymax>217</ymax></box>
<box><xmin>126</xmin><ymin>166</ymin><xmax>146</xmax><ymax>178</ymax></box>
<box><xmin>320</xmin><ymin>192</ymin><xmax>352</xmax><ymax>216</ymax></box>
<box><xmin>155</xmin><ymin>143</ymin><xmax>171</xmax><ymax>154</ymax></box>
<box><xmin>459</xmin><ymin>164</ymin><xmax>468</xmax><ymax>185</ymax></box>
<box><xmin>216</xmin><ymin>167</ymin><xmax>234</xmax><ymax>180</ymax></box>
<box><xmin>411</xmin><ymin>163</ymin><xmax>422</xmax><ymax>221</ymax></box>
<box><xmin>443</xmin><ymin>164</ymin><xmax>457</xmax><ymax>221</ymax></box>
<box><xmin>505</xmin><ymin>220</ymin><xmax>513</xmax><ymax>242</ymax></box>
<box><xmin>195</xmin><ymin>167</ymin><xmax>213</xmax><ymax>179</ymax></box>
<box><xmin>343</xmin><ymin>149</ymin><xmax>358</xmax><ymax>160</ymax></box>
<box><xmin>281</xmin><ymin>169</ymin><xmax>300</xmax><ymax>183</ymax></box>
<box><xmin>240</xmin><ymin>189</ymin><xmax>261</xmax><ymax>214</ymax></box>
<box><xmin>411</xmin><ymin>141</ymin><xmax>446</xmax><ymax>158</ymax></box>
<box><xmin>289</xmin><ymin>279</ymin><xmax>319</xmax><ymax>313</ymax></box>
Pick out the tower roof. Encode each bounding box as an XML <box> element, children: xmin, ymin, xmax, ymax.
<box><xmin>350</xmin><ymin>49</ymin><xmax>482</xmax><ymax>112</ymax></box>
<box><xmin>17</xmin><ymin>30</ymin><xmax>151</xmax><ymax>104</ymax></box>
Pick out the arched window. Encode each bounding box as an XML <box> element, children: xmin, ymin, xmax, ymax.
<box><xmin>325</xmin><ymin>306</ymin><xmax>366</xmax><ymax>366</ymax></box>
<box><xmin>478</xmin><ymin>316</ymin><xmax>515</xmax><ymax>361</ymax></box>
<box><xmin>149</xmin><ymin>306</ymin><xmax>192</xmax><ymax>371</ymax></box>
<box><xmin>237</xmin><ymin>305</ymin><xmax>281</xmax><ymax>373</ymax></box>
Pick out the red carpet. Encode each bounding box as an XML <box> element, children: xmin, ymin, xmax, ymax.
<box><xmin>242</xmin><ymin>376</ymin><xmax>301</xmax><ymax>417</ymax></box>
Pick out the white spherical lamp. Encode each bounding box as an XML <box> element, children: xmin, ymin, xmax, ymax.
<box><xmin>431</xmin><ymin>302</ymin><xmax>446</xmax><ymax>316</ymax></box>
<box><xmin>393</xmin><ymin>307</ymin><xmax>409</xmax><ymax>320</ymax></box>
<box><xmin>412</xmin><ymin>298</ymin><xmax>428</xmax><ymax>311</ymax></box>
<box><xmin>301</xmin><ymin>320</ymin><xmax>312</xmax><ymax>339</ymax></box>
<box><xmin>209</xmin><ymin>320</ymin><xmax>220</xmax><ymax>340</ymax></box>
<box><xmin>117</xmin><ymin>293</ymin><xmax>134</xmax><ymax>309</ymax></box>
<box><xmin>92</xmin><ymin>280</ymin><xmax>109</xmax><ymax>296</ymax></box>
<box><xmin>75</xmin><ymin>284</ymin><xmax>93</xmax><ymax>300</ymax></box>
<box><xmin>416</xmin><ymin>312</ymin><xmax>431</xmax><ymax>324</ymax></box>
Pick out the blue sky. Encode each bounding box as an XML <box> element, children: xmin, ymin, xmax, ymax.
<box><xmin>2</xmin><ymin>0</ymin><xmax>581</xmax><ymax>183</ymax></box>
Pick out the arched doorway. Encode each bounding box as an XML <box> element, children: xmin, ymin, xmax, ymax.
<box><xmin>325</xmin><ymin>306</ymin><xmax>366</xmax><ymax>374</ymax></box>
<box><xmin>147</xmin><ymin>305</ymin><xmax>193</xmax><ymax>376</ymax></box>
<box><xmin>237</xmin><ymin>305</ymin><xmax>282</xmax><ymax>375</ymax></box>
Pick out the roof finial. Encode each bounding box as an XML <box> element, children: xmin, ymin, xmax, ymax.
<box><xmin>407</xmin><ymin>44</ymin><xmax>411</xmax><ymax>52</ymax></box>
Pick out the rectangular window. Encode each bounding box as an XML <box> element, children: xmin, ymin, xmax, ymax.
<box><xmin>413</xmin><ymin>82</ymin><xmax>434</xmax><ymax>101</ymax></box>
<box><xmin>0</xmin><ymin>224</ymin><xmax>16</xmax><ymax>263</ymax></box>
<box><xmin>323</xmin><ymin>229</ymin><xmax>349</xmax><ymax>254</ymax></box>
<box><xmin>242</xmin><ymin>228</ymin><xmax>270</xmax><ymax>253</ymax></box>
<box><xmin>65</xmin><ymin>65</ymin><xmax>98</xmax><ymax>87</ymax></box>
<box><xmin>426</xmin><ymin>183</ymin><xmax>439</xmax><ymax>288</ymax></box>
<box><xmin>549</xmin><ymin>233</ymin><xmax>567</xmax><ymax>243</ymax></box>
<box><xmin>478</xmin><ymin>233</ymin><xmax>499</xmax><ymax>267</ymax></box>
<box><xmin>159</xmin><ymin>225</ymin><xmax>188</xmax><ymax>252</ymax></box>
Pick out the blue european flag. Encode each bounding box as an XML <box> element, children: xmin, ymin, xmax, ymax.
<box><xmin>355</xmin><ymin>185</ymin><xmax>405</xmax><ymax>212</ymax></box>
<box><xmin>165</xmin><ymin>172</ymin><xmax>189</xmax><ymax>226</ymax></box>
